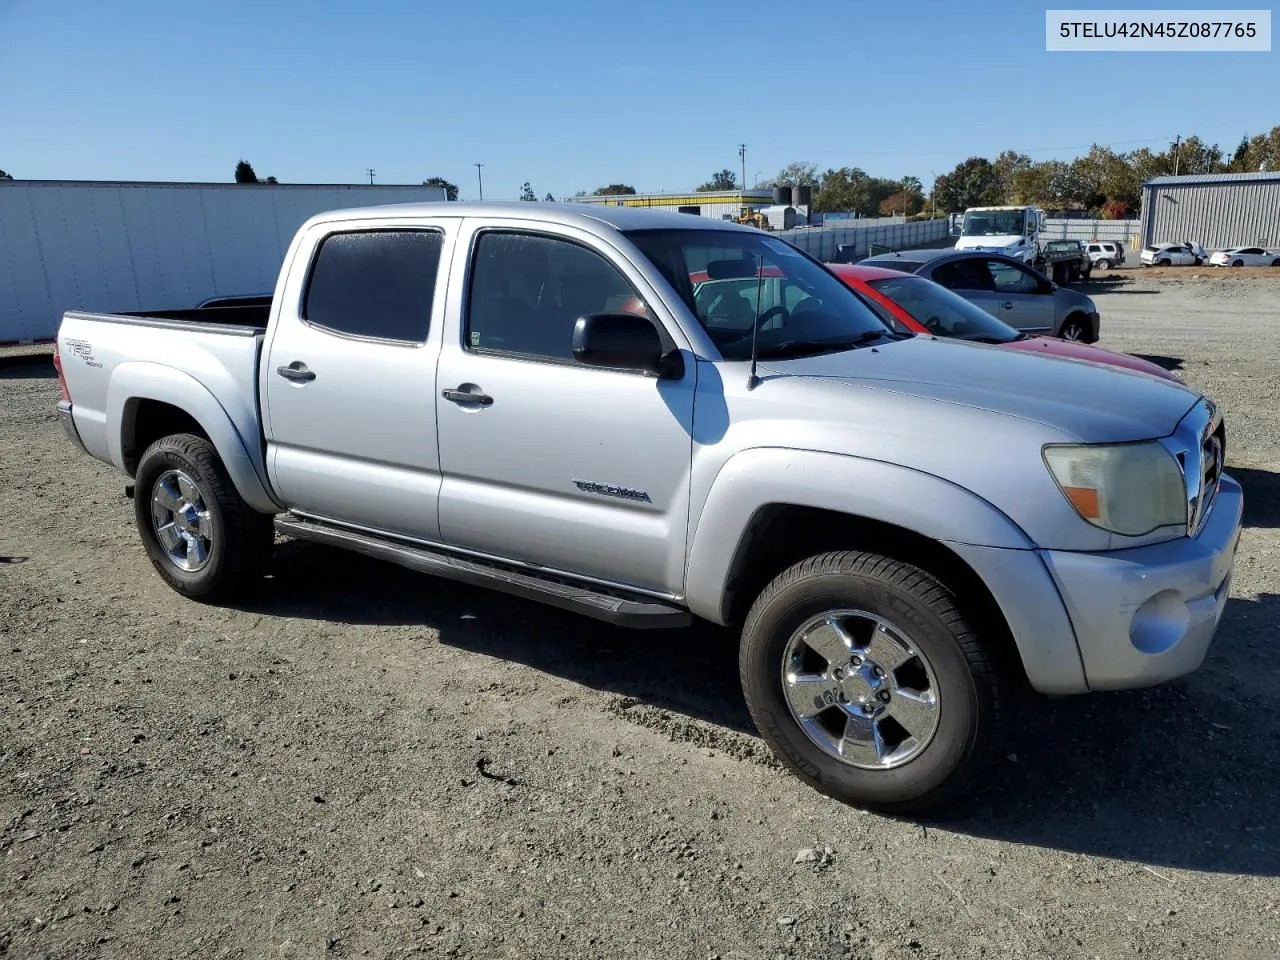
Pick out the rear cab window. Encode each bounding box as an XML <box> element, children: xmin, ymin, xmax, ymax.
<box><xmin>303</xmin><ymin>229</ymin><xmax>444</xmax><ymax>343</ymax></box>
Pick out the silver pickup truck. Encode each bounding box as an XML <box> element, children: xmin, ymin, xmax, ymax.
<box><xmin>54</xmin><ymin>202</ymin><xmax>1242</xmax><ymax>814</ymax></box>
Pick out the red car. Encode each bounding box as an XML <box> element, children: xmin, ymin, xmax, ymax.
<box><xmin>825</xmin><ymin>263</ymin><xmax>1181</xmax><ymax>382</ymax></box>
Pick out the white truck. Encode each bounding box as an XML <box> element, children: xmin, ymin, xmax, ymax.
<box><xmin>953</xmin><ymin>205</ymin><xmax>1046</xmax><ymax>266</ymax></box>
<box><xmin>53</xmin><ymin>201</ymin><xmax>1242</xmax><ymax>815</ymax></box>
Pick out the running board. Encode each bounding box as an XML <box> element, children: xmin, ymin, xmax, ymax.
<box><xmin>273</xmin><ymin>515</ymin><xmax>691</xmax><ymax>630</ymax></box>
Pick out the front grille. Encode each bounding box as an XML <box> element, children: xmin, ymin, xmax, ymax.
<box><xmin>1195</xmin><ymin>425</ymin><xmax>1225</xmax><ymax>534</ymax></box>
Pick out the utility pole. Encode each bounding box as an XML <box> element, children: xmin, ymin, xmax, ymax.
<box><xmin>366</xmin><ymin>168</ymin><xmax>376</xmax><ymax>185</ymax></box>
<box><xmin>1172</xmin><ymin>135</ymin><xmax>1182</xmax><ymax>176</ymax></box>
<box><xmin>738</xmin><ymin>144</ymin><xmax>747</xmax><ymax>191</ymax></box>
<box><xmin>474</xmin><ymin>163</ymin><xmax>484</xmax><ymax>201</ymax></box>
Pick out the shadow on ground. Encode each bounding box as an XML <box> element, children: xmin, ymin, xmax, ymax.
<box><xmin>0</xmin><ymin>354</ymin><xmax>56</xmax><ymax>380</ymax></box>
<box><xmin>1229</xmin><ymin>464</ymin><xmax>1280</xmax><ymax>529</ymax></box>
<box><xmin>240</xmin><ymin>539</ymin><xmax>1279</xmax><ymax>877</ymax></box>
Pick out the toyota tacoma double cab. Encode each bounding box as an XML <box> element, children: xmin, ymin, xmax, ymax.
<box><xmin>54</xmin><ymin>202</ymin><xmax>1243</xmax><ymax>814</ymax></box>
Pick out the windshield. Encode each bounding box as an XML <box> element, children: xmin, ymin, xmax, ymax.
<box><xmin>865</xmin><ymin>276</ymin><xmax>1021</xmax><ymax>343</ymax></box>
<box><xmin>961</xmin><ymin>210</ymin><xmax>1027</xmax><ymax>237</ymax></box>
<box><xmin>623</xmin><ymin>228</ymin><xmax>897</xmax><ymax>360</ymax></box>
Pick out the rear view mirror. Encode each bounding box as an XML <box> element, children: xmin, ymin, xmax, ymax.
<box><xmin>706</xmin><ymin>258</ymin><xmax>760</xmax><ymax>280</ymax></box>
<box><xmin>572</xmin><ymin>313</ymin><xmax>683</xmax><ymax>379</ymax></box>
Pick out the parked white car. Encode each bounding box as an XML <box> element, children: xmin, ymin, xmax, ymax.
<box><xmin>1085</xmin><ymin>241</ymin><xmax>1125</xmax><ymax>268</ymax></box>
<box><xmin>1140</xmin><ymin>243</ymin><xmax>1205</xmax><ymax>266</ymax></box>
<box><xmin>1208</xmin><ymin>246</ymin><xmax>1280</xmax><ymax>267</ymax></box>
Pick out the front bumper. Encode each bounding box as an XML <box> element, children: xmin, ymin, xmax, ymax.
<box><xmin>948</xmin><ymin>473</ymin><xmax>1243</xmax><ymax>695</ymax></box>
<box><xmin>1041</xmin><ymin>473</ymin><xmax>1243</xmax><ymax>691</ymax></box>
<box><xmin>57</xmin><ymin>400</ymin><xmax>89</xmax><ymax>455</ymax></box>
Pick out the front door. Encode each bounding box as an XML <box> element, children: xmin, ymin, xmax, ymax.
<box><xmin>263</xmin><ymin>222</ymin><xmax>452</xmax><ymax>541</ymax></box>
<box><xmin>978</xmin><ymin>258</ymin><xmax>1055</xmax><ymax>333</ymax></box>
<box><xmin>434</xmin><ymin>221</ymin><xmax>695</xmax><ymax>595</ymax></box>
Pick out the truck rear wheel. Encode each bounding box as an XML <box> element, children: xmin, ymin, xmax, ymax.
<box><xmin>739</xmin><ymin>551</ymin><xmax>1006</xmax><ymax>815</ymax></box>
<box><xmin>134</xmin><ymin>433</ymin><xmax>273</xmax><ymax>602</ymax></box>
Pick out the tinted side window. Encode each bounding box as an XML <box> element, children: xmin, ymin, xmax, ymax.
<box><xmin>303</xmin><ymin>230</ymin><xmax>443</xmax><ymax>342</ymax></box>
<box><xmin>987</xmin><ymin>260</ymin><xmax>1040</xmax><ymax>293</ymax></box>
<box><xmin>467</xmin><ymin>232</ymin><xmax>645</xmax><ymax>361</ymax></box>
<box><xmin>933</xmin><ymin>260</ymin><xmax>995</xmax><ymax>291</ymax></box>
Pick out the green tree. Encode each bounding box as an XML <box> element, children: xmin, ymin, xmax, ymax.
<box><xmin>1171</xmin><ymin>135</ymin><xmax>1225</xmax><ymax>175</ymax></box>
<box><xmin>900</xmin><ymin>175</ymin><xmax>922</xmax><ymax>195</ymax></box>
<box><xmin>1008</xmin><ymin>162</ymin><xmax>1055</xmax><ymax>205</ymax></box>
<box><xmin>592</xmin><ymin>184</ymin><xmax>637</xmax><ymax>196</ymax></box>
<box><xmin>932</xmin><ymin>157</ymin><xmax>1000</xmax><ymax>212</ymax></box>
<box><xmin>0</xmin><ymin>169</ymin><xmax>11</xmax><ymax>180</ymax></box>
<box><xmin>520</xmin><ymin>182</ymin><xmax>537</xmax><ymax>201</ymax></box>
<box><xmin>423</xmin><ymin>176</ymin><xmax>459</xmax><ymax>201</ymax></box>
<box><xmin>768</xmin><ymin>161</ymin><xmax>819</xmax><ymax>188</ymax></box>
<box><xmin>991</xmin><ymin>150</ymin><xmax>1031</xmax><ymax>203</ymax></box>
<box><xmin>544</xmin><ymin>192</ymin><xmax>555</xmax><ymax>202</ymax></box>
<box><xmin>697</xmin><ymin>169</ymin><xmax>738</xmax><ymax>191</ymax></box>
<box><xmin>234</xmin><ymin>160</ymin><xmax>258</xmax><ymax>184</ymax></box>
<box><xmin>263</xmin><ymin>175</ymin><xmax>278</xmax><ymax>184</ymax></box>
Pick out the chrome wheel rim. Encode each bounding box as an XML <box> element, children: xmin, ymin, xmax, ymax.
<box><xmin>780</xmin><ymin>609</ymin><xmax>940</xmax><ymax>770</ymax></box>
<box><xmin>1061</xmin><ymin>324</ymin><xmax>1083</xmax><ymax>341</ymax></box>
<box><xmin>150</xmin><ymin>469</ymin><xmax>214</xmax><ymax>572</ymax></box>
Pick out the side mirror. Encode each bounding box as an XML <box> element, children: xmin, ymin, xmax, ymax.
<box><xmin>572</xmin><ymin>313</ymin><xmax>683</xmax><ymax>379</ymax></box>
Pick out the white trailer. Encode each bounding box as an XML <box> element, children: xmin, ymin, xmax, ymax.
<box><xmin>0</xmin><ymin>180</ymin><xmax>448</xmax><ymax>345</ymax></box>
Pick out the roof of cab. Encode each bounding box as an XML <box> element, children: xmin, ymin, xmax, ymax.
<box><xmin>300</xmin><ymin>200</ymin><xmax>765</xmax><ymax>234</ymax></box>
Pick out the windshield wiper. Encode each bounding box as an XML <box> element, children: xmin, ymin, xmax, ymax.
<box><xmin>756</xmin><ymin>329</ymin><xmax>894</xmax><ymax>359</ymax></box>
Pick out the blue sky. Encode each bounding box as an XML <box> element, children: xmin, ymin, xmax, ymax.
<box><xmin>1</xmin><ymin>0</ymin><xmax>1275</xmax><ymax>199</ymax></box>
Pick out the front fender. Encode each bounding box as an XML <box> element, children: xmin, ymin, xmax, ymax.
<box><xmin>106</xmin><ymin>362</ymin><xmax>281</xmax><ymax>514</ymax></box>
<box><xmin>684</xmin><ymin>447</ymin><xmax>1035</xmax><ymax>624</ymax></box>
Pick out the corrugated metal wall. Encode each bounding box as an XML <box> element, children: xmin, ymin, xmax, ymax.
<box><xmin>1140</xmin><ymin>181</ymin><xmax>1280</xmax><ymax>249</ymax></box>
<box><xmin>779</xmin><ymin>219</ymin><xmax>950</xmax><ymax>261</ymax></box>
<box><xmin>1039</xmin><ymin>219</ymin><xmax>1140</xmax><ymax>248</ymax></box>
<box><xmin>0</xmin><ymin>182</ymin><xmax>446</xmax><ymax>343</ymax></box>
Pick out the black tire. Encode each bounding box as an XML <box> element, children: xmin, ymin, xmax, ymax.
<box><xmin>1232</xmin><ymin>260</ymin><xmax>1243</xmax><ymax>268</ymax></box>
<box><xmin>1157</xmin><ymin>258</ymin><xmax>1171</xmax><ymax>267</ymax></box>
<box><xmin>1059</xmin><ymin>314</ymin><xmax>1089</xmax><ymax>341</ymax></box>
<box><xmin>1271</xmin><ymin>259</ymin><xmax>1280</xmax><ymax>267</ymax></box>
<box><xmin>134</xmin><ymin>433</ymin><xmax>274</xmax><ymax>602</ymax></box>
<box><xmin>1096</xmin><ymin>258</ymin><xmax>1110</xmax><ymax>270</ymax></box>
<box><xmin>739</xmin><ymin>551</ymin><xmax>1007</xmax><ymax>815</ymax></box>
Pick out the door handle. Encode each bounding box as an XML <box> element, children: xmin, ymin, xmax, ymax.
<box><xmin>442</xmin><ymin>386</ymin><xmax>493</xmax><ymax>407</ymax></box>
<box><xmin>1000</xmin><ymin>301</ymin><xmax>1015</xmax><ymax>310</ymax></box>
<box><xmin>276</xmin><ymin>362</ymin><xmax>316</xmax><ymax>383</ymax></box>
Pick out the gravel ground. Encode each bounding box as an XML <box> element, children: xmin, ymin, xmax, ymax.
<box><xmin>3</xmin><ymin>275</ymin><xmax>1279</xmax><ymax>960</ymax></box>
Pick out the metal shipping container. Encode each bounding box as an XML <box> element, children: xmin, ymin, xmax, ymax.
<box><xmin>1139</xmin><ymin>171</ymin><xmax>1280</xmax><ymax>250</ymax></box>
<box><xmin>0</xmin><ymin>180</ymin><xmax>448</xmax><ymax>344</ymax></box>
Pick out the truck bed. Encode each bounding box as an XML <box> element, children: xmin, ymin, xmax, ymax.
<box><xmin>107</xmin><ymin>303</ymin><xmax>271</xmax><ymax>333</ymax></box>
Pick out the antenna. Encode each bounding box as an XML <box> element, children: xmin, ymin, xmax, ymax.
<box><xmin>746</xmin><ymin>246</ymin><xmax>765</xmax><ymax>390</ymax></box>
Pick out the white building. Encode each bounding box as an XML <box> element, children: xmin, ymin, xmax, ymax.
<box><xmin>571</xmin><ymin>188</ymin><xmax>779</xmax><ymax>222</ymax></box>
<box><xmin>1</xmin><ymin>179</ymin><xmax>449</xmax><ymax>344</ymax></box>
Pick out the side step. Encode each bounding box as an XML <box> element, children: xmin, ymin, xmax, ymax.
<box><xmin>273</xmin><ymin>515</ymin><xmax>692</xmax><ymax>630</ymax></box>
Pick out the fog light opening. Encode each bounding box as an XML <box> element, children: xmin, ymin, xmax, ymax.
<box><xmin>1129</xmin><ymin>589</ymin><xmax>1191</xmax><ymax>655</ymax></box>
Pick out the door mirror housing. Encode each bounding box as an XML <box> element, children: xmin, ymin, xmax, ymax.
<box><xmin>572</xmin><ymin>313</ymin><xmax>683</xmax><ymax>379</ymax></box>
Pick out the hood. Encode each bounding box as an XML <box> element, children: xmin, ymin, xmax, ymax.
<box><xmin>1001</xmin><ymin>336</ymin><xmax>1181</xmax><ymax>382</ymax></box>
<box><xmin>954</xmin><ymin>235</ymin><xmax>1024</xmax><ymax>253</ymax></box>
<box><xmin>760</xmin><ymin>335</ymin><xmax>1199</xmax><ymax>444</ymax></box>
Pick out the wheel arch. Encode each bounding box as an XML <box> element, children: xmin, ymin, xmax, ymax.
<box><xmin>107</xmin><ymin>362</ymin><xmax>281</xmax><ymax>514</ymax></box>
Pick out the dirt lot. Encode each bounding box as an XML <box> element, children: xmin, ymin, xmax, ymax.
<box><xmin>3</xmin><ymin>274</ymin><xmax>1279</xmax><ymax>960</ymax></box>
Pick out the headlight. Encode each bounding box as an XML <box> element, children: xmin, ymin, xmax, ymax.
<box><xmin>1043</xmin><ymin>442</ymin><xmax>1187</xmax><ymax>536</ymax></box>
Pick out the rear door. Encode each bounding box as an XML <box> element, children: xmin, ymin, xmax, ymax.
<box><xmin>262</xmin><ymin>218</ymin><xmax>454</xmax><ymax>540</ymax></box>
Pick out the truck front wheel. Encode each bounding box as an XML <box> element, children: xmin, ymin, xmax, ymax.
<box><xmin>739</xmin><ymin>551</ymin><xmax>1006</xmax><ymax>814</ymax></box>
<box><xmin>134</xmin><ymin>433</ymin><xmax>274</xmax><ymax>602</ymax></box>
